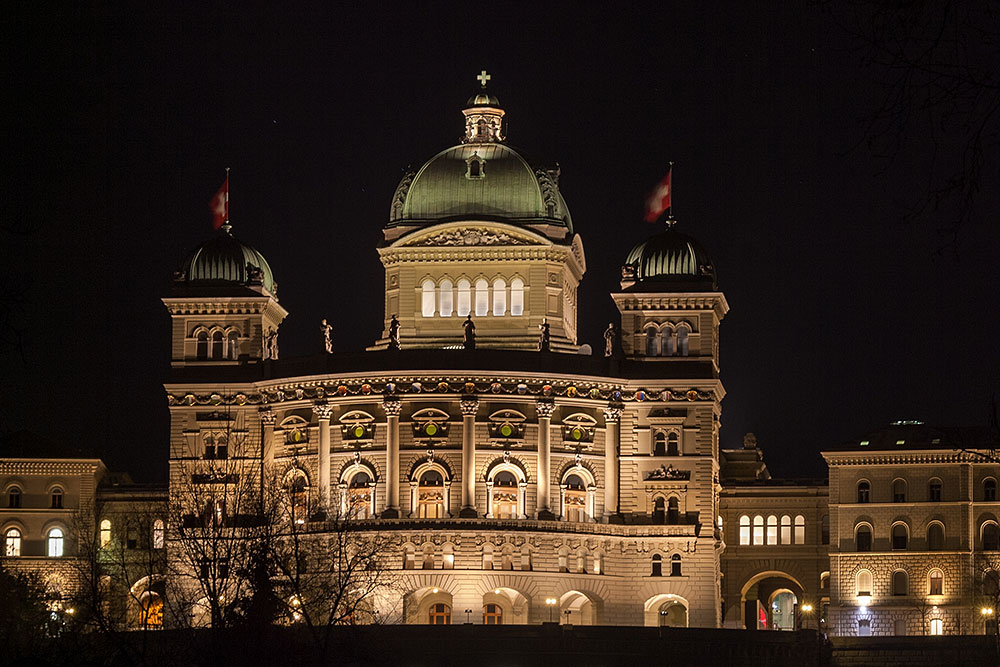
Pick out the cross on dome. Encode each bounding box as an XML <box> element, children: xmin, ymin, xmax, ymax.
<box><xmin>477</xmin><ymin>70</ymin><xmax>491</xmax><ymax>87</ymax></box>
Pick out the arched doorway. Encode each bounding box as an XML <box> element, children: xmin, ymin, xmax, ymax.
<box><xmin>769</xmin><ymin>589</ymin><xmax>797</xmax><ymax>631</ymax></box>
<box><xmin>739</xmin><ymin>571</ymin><xmax>804</xmax><ymax>630</ymax></box>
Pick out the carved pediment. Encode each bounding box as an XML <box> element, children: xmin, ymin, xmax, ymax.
<box><xmin>403</xmin><ymin>228</ymin><xmax>540</xmax><ymax>247</ymax></box>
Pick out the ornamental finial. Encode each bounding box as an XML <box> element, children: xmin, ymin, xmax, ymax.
<box><xmin>477</xmin><ymin>70</ymin><xmax>491</xmax><ymax>87</ymax></box>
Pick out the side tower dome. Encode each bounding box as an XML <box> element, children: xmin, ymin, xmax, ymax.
<box><xmin>372</xmin><ymin>74</ymin><xmax>586</xmax><ymax>352</ymax></box>
<box><xmin>612</xmin><ymin>220</ymin><xmax>727</xmax><ymax>368</ymax></box>
<box><xmin>164</xmin><ymin>223</ymin><xmax>287</xmax><ymax>366</ymax></box>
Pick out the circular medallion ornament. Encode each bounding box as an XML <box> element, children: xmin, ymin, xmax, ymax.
<box><xmin>663</xmin><ymin>389</ymin><xmax>672</xmax><ymax>401</ymax></box>
<box><xmin>567</xmin><ymin>386</ymin><xmax>578</xmax><ymax>397</ymax></box>
<box><xmin>361</xmin><ymin>383</ymin><xmax>372</xmax><ymax>395</ymax></box>
<box><xmin>385</xmin><ymin>382</ymin><xmax>397</xmax><ymax>394</ymax></box>
<box><xmin>437</xmin><ymin>382</ymin><xmax>449</xmax><ymax>392</ymax></box>
<box><xmin>686</xmin><ymin>390</ymin><xmax>699</xmax><ymax>401</ymax></box>
<box><xmin>185</xmin><ymin>394</ymin><xmax>195</xmax><ymax>405</ymax></box>
<box><xmin>464</xmin><ymin>382</ymin><xmax>476</xmax><ymax>394</ymax></box>
<box><xmin>353</xmin><ymin>425</ymin><xmax>365</xmax><ymax>438</ymax></box>
<box><xmin>411</xmin><ymin>382</ymin><xmax>422</xmax><ymax>393</ymax></box>
<box><xmin>542</xmin><ymin>385</ymin><xmax>553</xmax><ymax>396</ymax></box>
<box><xmin>337</xmin><ymin>385</ymin><xmax>348</xmax><ymax>395</ymax></box>
<box><xmin>424</xmin><ymin>423</ymin><xmax>438</xmax><ymax>436</ymax></box>
<box><xmin>210</xmin><ymin>394</ymin><xmax>222</xmax><ymax>405</ymax></box>
<box><xmin>490</xmin><ymin>382</ymin><xmax>502</xmax><ymax>394</ymax></box>
<box><xmin>236</xmin><ymin>393</ymin><xmax>247</xmax><ymax>405</ymax></box>
<box><xmin>570</xmin><ymin>427</ymin><xmax>584</xmax><ymax>441</ymax></box>
<box><xmin>635</xmin><ymin>390</ymin><xmax>647</xmax><ymax>401</ymax></box>
<box><xmin>612</xmin><ymin>390</ymin><xmax>622</xmax><ymax>401</ymax></box>
<box><xmin>589</xmin><ymin>388</ymin><xmax>601</xmax><ymax>399</ymax></box>
<box><xmin>516</xmin><ymin>383</ymin><xmax>528</xmax><ymax>395</ymax></box>
<box><xmin>499</xmin><ymin>423</ymin><xmax>514</xmax><ymax>437</ymax></box>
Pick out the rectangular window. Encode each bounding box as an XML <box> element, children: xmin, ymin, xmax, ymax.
<box><xmin>739</xmin><ymin>525</ymin><xmax>751</xmax><ymax>546</ymax></box>
<box><xmin>930</xmin><ymin>618</ymin><xmax>943</xmax><ymax>635</ymax></box>
<box><xmin>858</xmin><ymin>619</ymin><xmax>871</xmax><ymax>637</ymax></box>
<box><xmin>766</xmin><ymin>524</ymin><xmax>778</xmax><ymax>545</ymax></box>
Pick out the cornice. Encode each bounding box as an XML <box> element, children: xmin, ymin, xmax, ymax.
<box><xmin>824</xmin><ymin>451</ymin><xmax>966</xmax><ymax>466</ymax></box>
<box><xmin>611</xmin><ymin>292</ymin><xmax>729</xmax><ymax>318</ymax></box>
<box><xmin>162</xmin><ymin>296</ymin><xmax>288</xmax><ymax>319</ymax></box>
<box><xmin>0</xmin><ymin>460</ymin><xmax>102</xmax><ymax>474</ymax></box>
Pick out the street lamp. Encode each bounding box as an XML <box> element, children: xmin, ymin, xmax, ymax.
<box><xmin>563</xmin><ymin>609</ymin><xmax>572</xmax><ymax>625</ymax></box>
<box><xmin>800</xmin><ymin>603</ymin><xmax>813</xmax><ymax>631</ymax></box>
<box><xmin>465</xmin><ymin>608</ymin><xmax>473</xmax><ymax>624</ymax></box>
<box><xmin>545</xmin><ymin>597</ymin><xmax>558</xmax><ymax>622</ymax></box>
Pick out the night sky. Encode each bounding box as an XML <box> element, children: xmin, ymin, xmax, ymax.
<box><xmin>4</xmin><ymin>3</ymin><xmax>998</xmax><ymax>482</ymax></box>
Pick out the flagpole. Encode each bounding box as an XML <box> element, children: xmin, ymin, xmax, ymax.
<box><xmin>667</xmin><ymin>161</ymin><xmax>674</xmax><ymax>225</ymax></box>
<box><xmin>225</xmin><ymin>167</ymin><xmax>230</xmax><ymax>225</ymax></box>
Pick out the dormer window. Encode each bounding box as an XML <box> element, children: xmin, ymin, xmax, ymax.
<box><xmin>466</xmin><ymin>154</ymin><xmax>486</xmax><ymax>180</ymax></box>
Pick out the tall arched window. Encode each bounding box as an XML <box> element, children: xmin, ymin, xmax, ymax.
<box><xmin>645</xmin><ymin>326</ymin><xmax>658</xmax><ymax>356</ymax></box>
<box><xmin>564</xmin><ymin>474</ymin><xmax>587</xmax><ymax>522</ymax></box>
<box><xmin>288</xmin><ymin>475</ymin><xmax>308</xmax><ymax>524</ymax></box>
<box><xmin>927</xmin><ymin>522</ymin><xmax>945</xmax><ymax>550</ymax></box>
<box><xmin>856</xmin><ymin>569</ymin><xmax>873</xmax><ymax>596</ymax></box>
<box><xmin>47</xmin><ymin>528</ymin><xmax>64</xmax><ymax>557</ymax></box>
<box><xmin>667</xmin><ymin>433</ymin><xmax>679</xmax><ymax>456</ymax></box>
<box><xmin>418</xmin><ymin>470</ymin><xmax>445</xmax><ymax>518</ymax></box>
<box><xmin>51</xmin><ymin>487</ymin><xmax>63</xmax><ymax>509</ymax></box>
<box><xmin>421</xmin><ymin>279</ymin><xmax>436</xmax><ymax>317</ymax></box>
<box><xmin>891</xmin><ymin>523</ymin><xmax>908</xmax><ymax>550</ymax></box>
<box><xmin>8</xmin><ymin>486</ymin><xmax>21</xmax><ymax>508</ymax></box>
<box><xmin>857</xmin><ymin>481</ymin><xmax>870</xmax><ymax>503</ymax></box>
<box><xmin>196</xmin><ymin>332</ymin><xmax>208</xmax><ymax>360</ymax></box>
<box><xmin>667</xmin><ymin>497</ymin><xmax>679</xmax><ymax>524</ymax></box>
<box><xmin>491</xmin><ymin>470</ymin><xmax>518</xmax><ymax>519</ymax></box>
<box><xmin>348</xmin><ymin>471</ymin><xmax>372</xmax><ymax>519</ymax></box>
<box><xmin>985</xmin><ymin>478</ymin><xmax>998</xmax><ymax>502</ymax></box>
<box><xmin>457</xmin><ymin>279</ymin><xmax>471</xmax><ymax>316</ymax></box>
<box><xmin>739</xmin><ymin>515</ymin><xmax>751</xmax><ymax>545</ymax></box>
<box><xmin>651</xmin><ymin>554</ymin><xmax>662</xmax><ymax>576</ymax></box>
<box><xmin>429</xmin><ymin>603</ymin><xmax>451</xmax><ymax>625</ymax></box>
<box><xmin>474</xmin><ymin>279</ymin><xmax>489</xmax><ymax>316</ymax></box>
<box><xmin>928</xmin><ymin>478</ymin><xmax>942</xmax><ymax>502</ymax></box>
<box><xmin>492</xmin><ymin>278</ymin><xmax>506</xmax><ymax>316</ymax></box>
<box><xmin>510</xmin><ymin>278</ymin><xmax>524</xmax><ymax>316</ymax></box>
<box><xmin>226</xmin><ymin>331</ymin><xmax>239</xmax><ymax>359</ymax></box>
<box><xmin>794</xmin><ymin>515</ymin><xmax>806</xmax><ymax>544</ymax></box>
<box><xmin>662</xmin><ymin>328</ymin><xmax>676</xmax><ymax>356</ymax></box>
<box><xmin>676</xmin><ymin>324</ymin><xmax>690</xmax><ymax>356</ymax></box>
<box><xmin>100</xmin><ymin>519</ymin><xmax>112</xmax><ymax>547</ymax></box>
<box><xmin>752</xmin><ymin>515</ymin><xmax>764</xmax><ymax>545</ymax></box>
<box><xmin>153</xmin><ymin>519</ymin><xmax>164</xmax><ymax>549</ymax></box>
<box><xmin>982</xmin><ymin>522</ymin><xmax>999</xmax><ymax>550</ymax></box>
<box><xmin>892</xmin><ymin>570</ymin><xmax>908</xmax><ymax>596</ymax></box>
<box><xmin>766</xmin><ymin>515</ymin><xmax>778</xmax><ymax>545</ymax></box>
<box><xmin>780</xmin><ymin>515</ymin><xmax>792</xmax><ymax>544</ymax></box>
<box><xmin>670</xmin><ymin>553</ymin><xmax>682</xmax><ymax>576</ymax></box>
<box><xmin>653</xmin><ymin>432</ymin><xmax>666</xmax><ymax>456</ymax></box>
<box><xmin>856</xmin><ymin>524</ymin><xmax>872</xmax><ymax>552</ymax></box>
<box><xmin>928</xmin><ymin>569</ymin><xmax>943</xmax><ymax>595</ymax></box>
<box><xmin>4</xmin><ymin>528</ymin><xmax>21</xmax><ymax>557</ymax></box>
<box><xmin>892</xmin><ymin>479</ymin><xmax>907</xmax><ymax>503</ymax></box>
<box><xmin>439</xmin><ymin>279</ymin><xmax>453</xmax><ymax>317</ymax></box>
<box><xmin>211</xmin><ymin>331</ymin><xmax>224</xmax><ymax>360</ymax></box>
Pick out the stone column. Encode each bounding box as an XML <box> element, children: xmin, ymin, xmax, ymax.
<box><xmin>259</xmin><ymin>408</ymin><xmax>276</xmax><ymax>463</ymax></box>
<box><xmin>603</xmin><ymin>404</ymin><xmax>624</xmax><ymax>520</ymax></box>
<box><xmin>381</xmin><ymin>397</ymin><xmax>402</xmax><ymax>518</ymax></box>
<box><xmin>459</xmin><ymin>396</ymin><xmax>479</xmax><ymax>517</ymax></box>
<box><xmin>313</xmin><ymin>403</ymin><xmax>333</xmax><ymax>507</ymax></box>
<box><xmin>536</xmin><ymin>399</ymin><xmax>556</xmax><ymax>520</ymax></box>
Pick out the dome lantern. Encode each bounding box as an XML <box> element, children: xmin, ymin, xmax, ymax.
<box><xmin>462</xmin><ymin>70</ymin><xmax>505</xmax><ymax>144</ymax></box>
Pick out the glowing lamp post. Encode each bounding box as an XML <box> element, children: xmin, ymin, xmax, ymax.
<box><xmin>545</xmin><ymin>597</ymin><xmax>558</xmax><ymax>623</ymax></box>
<box><xmin>800</xmin><ymin>603</ymin><xmax>813</xmax><ymax>630</ymax></box>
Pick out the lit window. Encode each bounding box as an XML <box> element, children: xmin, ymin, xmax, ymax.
<box><xmin>418</xmin><ymin>470</ymin><xmax>445</xmax><ymax>518</ymax></box>
<box><xmin>100</xmin><ymin>519</ymin><xmax>112</xmax><ymax>548</ymax></box>
<box><xmin>421</xmin><ymin>279</ymin><xmax>435</xmax><ymax>317</ymax></box>
<box><xmin>780</xmin><ymin>515</ymin><xmax>792</xmax><ymax>544</ymax></box>
<box><xmin>491</xmin><ymin>470</ymin><xmax>518</xmax><ymax>519</ymax></box>
<box><xmin>492</xmin><ymin>278</ymin><xmax>506</xmax><ymax>316</ymax></box>
<box><xmin>483</xmin><ymin>603</ymin><xmax>502</xmax><ymax>625</ymax></box>
<box><xmin>139</xmin><ymin>594</ymin><xmax>163</xmax><ymax>629</ymax></box>
<box><xmin>645</xmin><ymin>326</ymin><xmax>658</xmax><ymax>356</ymax></box>
<box><xmin>676</xmin><ymin>324</ymin><xmax>690</xmax><ymax>356</ymax></box>
<box><xmin>153</xmin><ymin>520</ymin><xmax>164</xmax><ymax>549</ymax></box>
<box><xmin>51</xmin><ymin>487</ymin><xmax>64</xmax><ymax>509</ymax></box>
<box><xmin>766</xmin><ymin>515</ymin><xmax>778</xmax><ymax>545</ymax></box>
<box><xmin>739</xmin><ymin>515</ymin><xmax>751</xmax><ymax>545</ymax></box>
<box><xmin>348</xmin><ymin>471</ymin><xmax>372</xmax><ymax>519</ymax></box>
<box><xmin>8</xmin><ymin>487</ymin><xmax>21</xmax><ymax>508</ymax></box>
<box><xmin>509</xmin><ymin>278</ymin><xmax>524</xmax><ymax>316</ymax></box>
<box><xmin>439</xmin><ymin>279</ymin><xmax>453</xmax><ymax>317</ymax></box>
<box><xmin>226</xmin><ymin>331</ymin><xmax>239</xmax><ymax>359</ymax></box>
<box><xmin>47</xmin><ymin>528</ymin><xmax>64</xmax><ymax>557</ymax></box>
<box><xmin>752</xmin><ymin>515</ymin><xmax>764</xmax><ymax>545</ymax></box>
<box><xmin>794</xmin><ymin>515</ymin><xmax>806</xmax><ymax>544</ymax></box>
<box><xmin>474</xmin><ymin>279</ymin><xmax>489</xmax><ymax>316</ymax></box>
<box><xmin>4</xmin><ymin>528</ymin><xmax>21</xmax><ymax>557</ymax></box>
<box><xmin>929</xmin><ymin>569</ymin><xmax>943</xmax><ymax>596</ymax></box>
<box><xmin>429</xmin><ymin>602</ymin><xmax>451</xmax><ymax>625</ymax></box>
<box><xmin>289</xmin><ymin>475</ymin><xmax>309</xmax><ymax>523</ymax></box>
<box><xmin>929</xmin><ymin>618</ymin><xmax>943</xmax><ymax>635</ymax></box>
<box><xmin>563</xmin><ymin>474</ymin><xmax>587</xmax><ymax>523</ymax></box>
<box><xmin>456</xmin><ymin>279</ymin><xmax>471</xmax><ymax>317</ymax></box>
<box><xmin>856</xmin><ymin>569</ymin><xmax>872</xmax><ymax>596</ymax></box>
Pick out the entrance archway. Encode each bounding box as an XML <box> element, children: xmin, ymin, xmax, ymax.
<box><xmin>739</xmin><ymin>571</ymin><xmax>804</xmax><ymax>630</ymax></box>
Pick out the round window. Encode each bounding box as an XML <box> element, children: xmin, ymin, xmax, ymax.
<box><xmin>353</xmin><ymin>425</ymin><xmax>365</xmax><ymax>438</ymax></box>
<box><xmin>571</xmin><ymin>427</ymin><xmax>583</xmax><ymax>441</ymax></box>
<box><xmin>499</xmin><ymin>423</ymin><xmax>513</xmax><ymax>437</ymax></box>
<box><xmin>424</xmin><ymin>423</ymin><xmax>438</xmax><ymax>436</ymax></box>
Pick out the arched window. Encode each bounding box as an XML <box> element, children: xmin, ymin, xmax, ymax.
<box><xmin>739</xmin><ymin>515</ymin><xmax>751</xmax><ymax>545</ymax></box>
<box><xmin>653</xmin><ymin>432</ymin><xmax>666</xmax><ymax>456</ymax></box>
<box><xmin>196</xmin><ymin>331</ymin><xmax>209</xmax><ymax>360</ymax></box>
<box><xmin>421</xmin><ymin>279</ymin><xmax>436</xmax><ymax>317</ymax></box>
<box><xmin>928</xmin><ymin>569</ymin><xmax>943</xmax><ymax>596</ymax></box>
<box><xmin>429</xmin><ymin>602</ymin><xmax>451</xmax><ymax>625</ymax></box>
<box><xmin>439</xmin><ymin>279</ymin><xmax>453</xmax><ymax>317</ymax></box>
<box><xmin>348</xmin><ymin>471</ymin><xmax>372</xmax><ymax>519</ymax></box>
<box><xmin>457</xmin><ymin>279</ymin><xmax>471</xmax><ymax>317</ymax></box>
<box><xmin>422</xmin><ymin>545</ymin><xmax>435</xmax><ymax>569</ymax></box>
<box><xmin>564</xmin><ymin>474</ymin><xmax>587</xmax><ymax>522</ymax></box>
<box><xmin>4</xmin><ymin>528</ymin><xmax>21</xmax><ymax>557</ymax></box>
<box><xmin>856</xmin><ymin>524</ymin><xmax>872</xmax><ymax>552</ymax></box>
<box><xmin>985</xmin><ymin>478</ymin><xmax>998</xmax><ymax>502</ymax></box>
<box><xmin>482</xmin><ymin>546</ymin><xmax>493</xmax><ymax>570</ymax></box>
<box><xmin>47</xmin><ymin>528</ymin><xmax>64</xmax><ymax>557</ymax></box>
<box><xmin>766</xmin><ymin>515</ymin><xmax>778</xmax><ymax>545</ymax></box>
<box><xmin>662</xmin><ymin>328</ymin><xmax>676</xmax><ymax>356</ymax></box>
<box><xmin>288</xmin><ymin>475</ymin><xmax>308</xmax><ymax>524</ymax></box>
<box><xmin>982</xmin><ymin>522</ymin><xmax>999</xmax><ymax>550</ymax></box>
<box><xmin>856</xmin><ymin>569</ymin><xmax>872</xmax><ymax>596</ymax></box>
<box><xmin>226</xmin><ymin>331</ymin><xmax>239</xmax><ymax>359</ymax></box>
<box><xmin>857</xmin><ymin>481</ymin><xmax>870</xmax><ymax>503</ymax></box>
<box><xmin>929</xmin><ymin>618</ymin><xmax>943</xmax><ymax>635</ymax></box>
<box><xmin>491</xmin><ymin>470</ymin><xmax>518</xmax><ymax>519</ymax></box>
<box><xmin>780</xmin><ymin>515</ymin><xmax>792</xmax><ymax>544</ymax></box>
<box><xmin>51</xmin><ymin>487</ymin><xmax>63</xmax><ymax>509</ymax></box>
<box><xmin>510</xmin><ymin>278</ymin><xmax>524</xmax><ymax>316</ymax></box>
<box><xmin>752</xmin><ymin>515</ymin><xmax>764</xmax><ymax>545</ymax></box>
<box><xmin>100</xmin><ymin>519</ymin><xmax>112</xmax><ymax>547</ymax></box>
<box><xmin>652</xmin><ymin>497</ymin><xmax>665</xmax><ymax>524</ymax></box>
<box><xmin>670</xmin><ymin>553</ymin><xmax>682</xmax><ymax>576</ymax></box>
<box><xmin>667</xmin><ymin>497</ymin><xmax>679</xmax><ymax>524</ymax></box>
<box><xmin>927</xmin><ymin>522</ymin><xmax>945</xmax><ymax>550</ymax></box>
<box><xmin>139</xmin><ymin>593</ymin><xmax>164</xmax><ymax>629</ymax></box>
<box><xmin>211</xmin><ymin>331</ymin><xmax>224</xmax><ymax>360</ymax></box>
<box><xmin>667</xmin><ymin>433</ymin><xmax>679</xmax><ymax>456</ymax></box>
<box><xmin>153</xmin><ymin>519</ymin><xmax>164</xmax><ymax>549</ymax></box>
<box><xmin>8</xmin><ymin>486</ymin><xmax>21</xmax><ymax>508</ymax></box>
<box><xmin>676</xmin><ymin>324</ymin><xmax>690</xmax><ymax>356</ymax></box>
<box><xmin>892</xmin><ymin>570</ymin><xmax>908</xmax><ymax>596</ymax></box>
<box><xmin>651</xmin><ymin>554</ymin><xmax>662</xmax><ymax>576</ymax></box>
<box><xmin>821</xmin><ymin>514</ymin><xmax>830</xmax><ymax>545</ymax></box>
<box><xmin>474</xmin><ymin>278</ymin><xmax>489</xmax><ymax>316</ymax></box>
<box><xmin>418</xmin><ymin>470</ymin><xmax>445</xmax><ymax>518</ymax></box>
<box><xmin>928</xmin><ymin>478</ymin><xmax>942</xmax><ymax>502</ymax></box>
<box><xmin>891</xmin><ymin>523</ymin><xmax>908</xmax><ymax>550</ymax></box>
<box><xmin>892</xmin><ymin>479</ymin><xmax>907</xmax><ymax>503</ymax></box>
<box><xmin>483</xmin><ymin>603</ymin><xmax>502</xmax><ymax>624</ymax></box>
<box><xmin>492</xmin><ymin>278</ymin><xmax>506</xmax><ymax>316</ymax></box>
<box><xmin>794</xmin><ymin>515</ymin><xmax>806</xmax><ymax>544</ymax></box>
<box><xmin>645</xmin><ymin>326</ymin><xmax>658</xmax><ymax>356</ymax></box>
